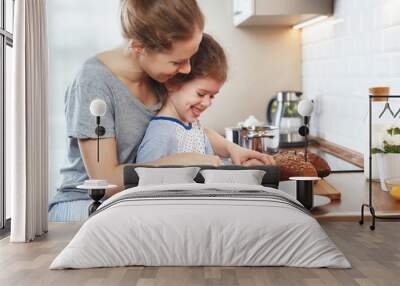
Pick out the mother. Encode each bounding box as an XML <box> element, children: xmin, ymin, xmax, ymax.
<box><xmin>49</xmin><ymin>0</ymin><xmax>274</xmax><ymax>221</ymax></box>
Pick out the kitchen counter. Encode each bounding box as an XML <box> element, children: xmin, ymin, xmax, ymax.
<box><xmin>278</xmin><ymin>172</ymin><xmax>400</xmax><ymax>221</ymax></box>
<box><xmin>280</xmin><ymin>136</ymin><xmax>364</xmax><ymax>172</ymax></box>
<box><xmin>312</xmin><ymin>172</ymin><xmax>400</xmax><ymax>221</ymax></box>
<box><xmin>279</xmin><ymin>138</ymin><xmax>400</xmax><ymax>220</ymax></box>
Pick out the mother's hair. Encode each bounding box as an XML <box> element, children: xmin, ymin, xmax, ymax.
<box><xmin>120</xmin><ymin>0</ymin><xmax>205</xmax><ymax>52</ymax></box>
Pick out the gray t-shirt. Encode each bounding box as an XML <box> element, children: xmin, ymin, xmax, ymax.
<box><xmin>136</xmin><ymin>117</ymin><xmax>214</xmax><ymax>163</ymax></box>
<box><xmin>58</xmin><ymin>57</ymin><xmax>161</xmax><ymax>189</ymax></box>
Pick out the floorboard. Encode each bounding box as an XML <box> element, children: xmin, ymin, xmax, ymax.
<box><xmin>0</xmin><ymin>221</ymin><xmax>399</xmax><ymax>286</ymax></box>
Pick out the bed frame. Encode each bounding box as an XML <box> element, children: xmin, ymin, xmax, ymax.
<box><xmin>123</xmin><ymin>165</ymin><xmax>280</xmax><ymax>189</ymax></box>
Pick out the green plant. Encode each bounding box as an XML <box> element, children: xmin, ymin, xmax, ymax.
<box><xmin>372</xmin><ymin>126</ymin><xmax>400</xmax><ymax>154</ymax></box>
<box><xmin>372</xmin><ymin>141</ymin><xmax>400</xmax><ymax>154</ymax></box>
<box><xmin>387</xmin><ymin>127</ymin><xmax>400</xmax><ymax>136</ymax></box>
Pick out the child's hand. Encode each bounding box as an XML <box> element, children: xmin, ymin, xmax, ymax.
<box><xmin>228</xmin><ymin>144</ymin><xmax>275</xmax><ymax>165</ymax></box>
<box><xmin>242</xmin><ymin>158</ymin><xmax>265</xmax><ymax>167</ymax></box>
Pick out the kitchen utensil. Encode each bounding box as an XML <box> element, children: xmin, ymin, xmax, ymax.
<box><xmin>240</xmin><ymin>125</ymin><xmax>279</xmax><ymax>154</ymax></box>
<box><xmin>266</xmin><ymin>90</ymin><xmax>304</xmax><ymax>147</ymax></box>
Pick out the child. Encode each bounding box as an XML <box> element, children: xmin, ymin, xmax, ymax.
<box><xmin>136</xmin><ymin>33</ymin><xmax>228</xmax><ymax>163</ymax></box>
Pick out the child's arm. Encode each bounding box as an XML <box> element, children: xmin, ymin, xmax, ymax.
<box><xmin>136</xmin><ymin>123</ymin><xmax>223</xmax><ymax>165</ymax></box>
<box><xmin>79</xmin><ymin>137</ymin><xmax>223</xmax><ymax>198</ymax></box>
<box><xmin>204</xmin><ymin>128</ymin><xmax>275</xmax><ymax>165</ymax></box>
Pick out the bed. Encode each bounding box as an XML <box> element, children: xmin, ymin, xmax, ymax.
<box><xmin>50</xmin><ymin>165</ymin><xmax>350</xmax><ymax>269</ymax></box>
<box><xmin>48</xmin><ymin>165</ymin><xmax>281</xmax><ymax>222</ymax></box>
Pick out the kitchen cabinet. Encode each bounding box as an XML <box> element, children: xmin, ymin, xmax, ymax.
<box><xmin>233</xmin><ymin>0</ymin><xmax>333</xmax><ymax>27</ymax></box>
<box><xmin>233</xmin><ymin>0</ymin><xmax>254</xmax><ymax>26</ymax></box>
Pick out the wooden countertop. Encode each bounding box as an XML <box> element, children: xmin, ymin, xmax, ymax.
<box><xmin>311</xmin><ymin>172</ymin><xmax>400</xmax><ymax>221</ymax></box>
<box><xmin>311</xmin><ymin>136</ymin><xmax>364</xmax><ymax>168</ymax></box>
<box><xmin>278</xmin><ymin>137</ymin><xmax>399</xmax><ymax>220</ymax></box>
<box><xmin>282</xmin><ymin>136</ymin><xmax>364</xmax><ymax>168</ymax></box>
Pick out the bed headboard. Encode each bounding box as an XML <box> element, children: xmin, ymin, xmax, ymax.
<box><xmin>123</xmin><ymin>165</ymin><xmax>280</xmax><ymax>189</ymax></box>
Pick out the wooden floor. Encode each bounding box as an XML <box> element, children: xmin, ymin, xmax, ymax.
<box><xmin>1</xmin><ymin>221</ymin><xmax>400</xmax><ymax>286</ymax></box>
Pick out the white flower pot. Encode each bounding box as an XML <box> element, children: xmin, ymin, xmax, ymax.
<box><xmin>376</xmin><ymin>153</ymin><xmax>400</xmax><ymax>191</ymax></box>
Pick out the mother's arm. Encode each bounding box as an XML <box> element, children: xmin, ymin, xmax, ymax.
<box><xmin>79</xmin><ymin>138</ymin><xmax>223</xmax><ymax>198</ymax></box>
<box><xmin>204</xmin><ymin>128</ymin><xmax>275</xmax><ymax>165</ymax></box>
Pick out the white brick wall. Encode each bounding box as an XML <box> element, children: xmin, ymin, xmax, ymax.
<box><xmin>302</xmin><ymin>0</ymin><xmax>400</xmax><ymax>153</ymax></box>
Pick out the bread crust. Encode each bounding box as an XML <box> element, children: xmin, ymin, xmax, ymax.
<box><xmin>273</xmin><ymin>151</ymin><xmax>331</xmax><ymax>181</ymax></box>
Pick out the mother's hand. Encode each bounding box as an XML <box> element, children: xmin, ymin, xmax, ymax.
<box><xmin>228</xmin><ymin>144</ymin><xmax>275</xmax><ymax>166</ymax></box>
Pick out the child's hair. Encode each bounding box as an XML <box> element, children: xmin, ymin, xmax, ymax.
<box><xmin>120</xmin><ymin>0</ymin><xmax>204</xmax><ymax>52</ymax></box>
<box><xmin>169</xmin><ymin>33</ymin><xmax>228</xmax><ymax>85</ymax></box>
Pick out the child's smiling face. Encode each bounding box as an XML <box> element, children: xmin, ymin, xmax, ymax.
<box><xmin>166</xmin><ymin>76</ymin><xmax>223</xmax><ymax>124</ymax></box>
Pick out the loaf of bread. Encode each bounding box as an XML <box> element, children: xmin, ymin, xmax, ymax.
<box><xmin>273</xmin><ymin>151</ymin><xmax>331</xmax><ymax>181</ymax></box>
<box><xmin>299</xmin><ymin>151</ymin><xmax>331</xmax><ymax>178</ymax></box>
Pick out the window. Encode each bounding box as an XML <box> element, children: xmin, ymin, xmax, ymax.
<box><xmin>0</xmin><ymin>0</ymin><xmax>14</xmax><ymax>235</ymax></box>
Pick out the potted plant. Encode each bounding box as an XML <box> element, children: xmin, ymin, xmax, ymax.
<box><xmin>372</xmin><ymin>126</ymin><xmax>400</xmax><ymax>191</ymax></box>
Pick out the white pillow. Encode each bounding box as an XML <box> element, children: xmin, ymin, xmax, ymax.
<box><xmin>200</xmin><ymin>169</ymin><xmax>266</xmax><ymax>185</ymax></box>
<box><xmin>135</xmin><ymin>167</ymin><xmax>200</xmax><ymax>186</ymax></box>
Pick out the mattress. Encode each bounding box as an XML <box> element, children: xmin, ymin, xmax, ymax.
<box><xmin>50</xmin><ymin>183</ymin><xmax>351</xmax><ymax>269</ymax></box>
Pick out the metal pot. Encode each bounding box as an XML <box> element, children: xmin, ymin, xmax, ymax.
<box><xmin>240</xmin><ymin>125</ymin><xmax>280</xmax><ymax>154</ymax></box>
<box><xmin>224</xmin><ymin>127</ymin><xmax>242</xmax><ymax>145</ymax></box>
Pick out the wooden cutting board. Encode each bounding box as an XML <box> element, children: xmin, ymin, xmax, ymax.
<box><xmin>314</xmin><ymin>179</ymin><xmax>341</xmax><ymax>200</ymax></box>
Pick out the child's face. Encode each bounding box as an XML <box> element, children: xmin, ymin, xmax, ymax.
<box><xmin>167</xmin><ymin>77</ymin><xmax>223</xmax><ymax>123</ymax></box>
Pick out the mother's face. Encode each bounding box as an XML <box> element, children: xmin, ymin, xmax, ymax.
<box><xmin>137</xmin><ymin>30</ymin><xmax>203</xmax><ymax>83</ymax></box>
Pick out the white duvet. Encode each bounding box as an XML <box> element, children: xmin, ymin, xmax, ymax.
<box><xmin>50</xmin><ymin>183</ymin><xmax>350</xmax><ymax>269</ymax></box>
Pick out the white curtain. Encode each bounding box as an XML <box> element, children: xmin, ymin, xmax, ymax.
<box><xmin>10</xmin><ymin>0</ymin><xmax>48</xmax><ymax>242</ymax></box>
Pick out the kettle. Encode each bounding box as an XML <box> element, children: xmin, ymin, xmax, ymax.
<box><xmin>266</xmin><ymin>91</ymin><xmax>305</xmax><ymax>147</ymax></box>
